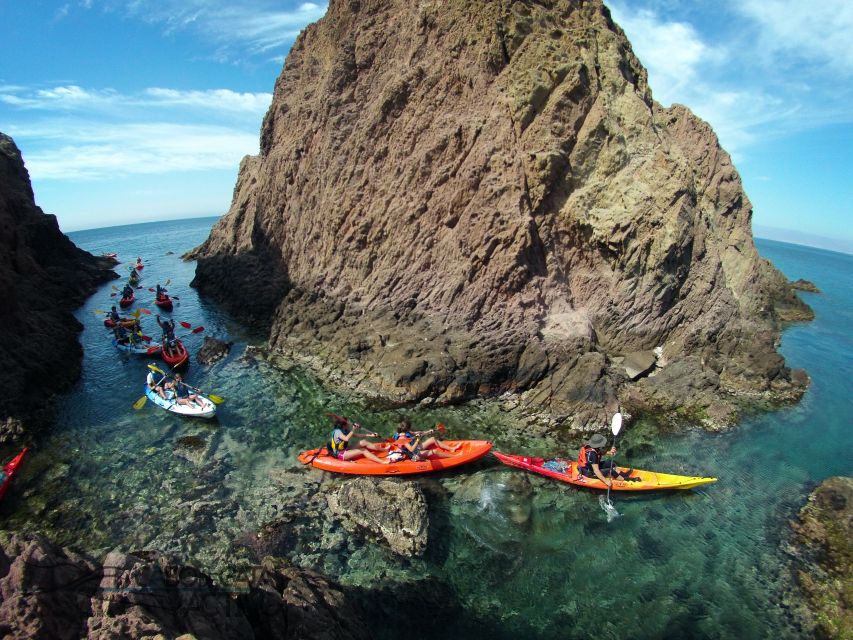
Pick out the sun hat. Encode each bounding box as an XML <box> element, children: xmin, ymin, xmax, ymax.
<box><xmin>587</xmin><ymin>433</ymin><xmax>607</xmax><ymax>448</ymax></box>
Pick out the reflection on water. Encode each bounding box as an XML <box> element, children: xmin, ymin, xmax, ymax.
<box><xmin>1</xmin><ymin>224</ymin><xmax>850</xmax><ymax>639</ymax></box>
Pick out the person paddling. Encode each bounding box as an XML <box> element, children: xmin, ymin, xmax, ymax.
<box><xmin>328</xmin><ymin>415</ymin><xmax>389</xmax><ymax>465</ymax></box>
<box><xmin>156</xmin><ymin>315</ymin><xmax>177</xmax><ymax>354</ymax></box>
<box><xmin>122</xmin><ymin>283</ymin><xmax>134</xmax><ymax>299</ymax></box>
<box><xmin>393</xmin><ymin>419</ymin><xmax>460</xmax><ymax>454</ymax></box>
<box><xmin>156</xmin><ymin>283</ymin><xmax>168</xmax><ymax>300</ymax></box>
<box><xmin>168</xmin><ymin>373</ymin><xmax>202</xmax><ymax>409</ymax></box>
<box><xmin>577</xmin><ymin>433</ymin><xmax>637</xmax><ymax>486</ymax></box>
<box><xmin>146</xmin><ymin>369</ymin><xmax>167</xmax><ymax>400</ymax></box>
<box><xmin>108</xmin><ymin>306</ymin><xmax>121</xmax><ymax>323</ymax></box>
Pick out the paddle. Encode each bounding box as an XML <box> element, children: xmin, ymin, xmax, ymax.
<box><xmin>600</xmin><ymin>413</ymin><xmax>623</xmax><ymax>521</ymax></box>
<box><xmin>146</xmin><ymin>363</ymin><xmax>224</xmax><ymax>404</ymax></box>
<box><xmin>176</xmin><ymin>326</ymin><xmax>204</xmax><ymax>339</ymax></box>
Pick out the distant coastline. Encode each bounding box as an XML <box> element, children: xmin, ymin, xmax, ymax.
<box><xmin>754</xmin><ymin>225</ymin><xmax>852</xmax><ymax>256</ymax></box>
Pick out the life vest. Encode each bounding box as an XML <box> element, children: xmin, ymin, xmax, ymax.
<box><xmin>577</xmin><ymin>445</ymin><xmax>599</xmax><ymax>470</ymax></box>
<box><xmin>395</xmin><ymin>432</ymin><xmax>419</xmax><ymax>458</ymax></box>
<box><xmin>328</xmin><ymin>428</ymin><xmax>349</xmax><ymax>455</ymax></box>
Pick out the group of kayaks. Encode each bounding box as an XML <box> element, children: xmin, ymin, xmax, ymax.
<box><xmin>298</xmin><ymin>436</ymin><xmax>717</xmax><ymax>493</ymax></box>
<box><xmin>103</xmin><ymin>254</ymin><xmax>211</xmax><ymax>416</ymax></box>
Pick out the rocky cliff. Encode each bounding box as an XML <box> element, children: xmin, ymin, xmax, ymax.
<box><xmin>189</xmin><ymin>0</ymin><xmax>811</xmax><ymax>429</ymax></box>
<box><xmin>0</xmin><ymin>133</ymin><xmax>115</xmax><ymax>434</ymax></box>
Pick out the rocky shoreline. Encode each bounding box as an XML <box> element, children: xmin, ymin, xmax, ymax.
<box><xmin>188</xmin><ymin>0</ymin><xmax>812</xmax><ymax>432</ymax></box>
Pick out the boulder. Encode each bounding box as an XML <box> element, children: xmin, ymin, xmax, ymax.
<box><xmin>622</xmin><ymin>350</ymin><xmax>657</xmax><ymax>380</ymax></box>
<box><xmin>196</xmin><ymin>337</ymin><xmax>233</xmax><ymax>366</ymax></box>
<box><xmin>326</xmin><ymin>477</ymin><xmax>428</xmax><ymax>556</ymax></box>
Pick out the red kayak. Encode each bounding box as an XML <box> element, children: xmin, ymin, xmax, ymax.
<box><xmin>119</xmin><ymin>293</ymin><xmax>134</xmax><ymax>308</ymax></box>
<box><xmin>0</xmin><ymin>447</ymin><xmax>28</xmax><ymax>501</ymax></box>
<box><xmin>135</xmin><ymin>263</ymin><xmax>144</xmax><ymax>270</ymax></box>
<box><xmin>162</xmin><ymin>339</ymin><xmax>189</xmax><ymax>368</ymax></box>
<box><xmin>154</xmin><ymin>295</ymin><xmax>173</xmax><ymax>311</ymax></box>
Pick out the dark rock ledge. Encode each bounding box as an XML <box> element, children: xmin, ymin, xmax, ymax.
<box><xmin>0</xmin><ymin>531</ymin><xmax>370</xmax><ymax>640</ymax></box>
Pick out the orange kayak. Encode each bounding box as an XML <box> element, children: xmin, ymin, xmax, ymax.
<box><xmin>492</xmin><ymin>452</ymin><xmax>717</xmax><ymax>491</ymax></box>
<box><xmin>298</xmin><ymin>440</ymin><xmax>492</xmax><ymax>475</ymax></box>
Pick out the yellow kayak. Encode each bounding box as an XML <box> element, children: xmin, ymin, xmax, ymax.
<box><xmin>492</xmin><ymin>452</ymin><xmax>717</xmax><ymax>491</ymax></box>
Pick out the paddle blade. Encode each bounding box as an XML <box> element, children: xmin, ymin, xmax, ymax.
<box><xmin>180</xmin><ymin>321</ymin><xmax>192</xmax><ymax>329</ymax></box>
<box><xmin>138</xmin><ymin>308</ymin><xmax>151</xmax><ymax>315</ymax></box>
<box><xmin>148</xmin><ymin>288</ymin><xmax>155</xmax><ymax>292</ymax></box>
<box><xmin>110</xmin><ymin>292</ymin><xmax>117</xmax><ymax>297</ymax></box>
<box><xmin>208</xmin><ymin>394</ymin><xmax>225</xmax><ymax>404</ymax></box>
<box><xmin>141</xmin><ymin>335</ymin><xmax>152</xmax><ymax>341</ymax></box>
<box><xmin>599</xmin><ymin>495</ymin><xmax>620</xmax><ymax>522</ymax></box>
<box><xmin>133</xmin><ymin>395</ymin><xmax>147</xmax><ymax>410</ymax></box>
<box><xmin>165</xmin><ymin>279</ymin><xmax>171</xmax><ymax>286</ymax></box>
<box><xmin>93</xmin><ymin>309</ymin><xmax>105</xmax><ymax>315</ymax></box>
<box><xmin>611</xmin><ymin>412</ymin><xmax>623</xmax><ymax>436</ymax></box>
<box><xmin>146</xmin><ymin>346</ymin><xmax>160</xmax><ymax>354</ymax></box>
<box><xmin>147</xmin><ymin>363</ymin><xmax>165</xmax><ymax>374</ymax></box>
<box><xmin>171</xmin><ymin>295</ymin><xmax>180</xmax><ymax>300</ymax></box>
<box><xmin>191</xmin><ymin>326</ymin><xmax>204</xmax><ymax>334</ymax></box>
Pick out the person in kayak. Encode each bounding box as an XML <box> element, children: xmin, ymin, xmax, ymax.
<box><xmin>168</xmin><ymin>373</ymin><xmax>202</xmax><ymax>408</ymax></box>
<box><xmin>393</xmin><ymin>419</ymin><xmax>461</xmax><ymax>453</ymax></box>
<box><xmin>113</xmin><ymin>324</ymin><xmax>130</xmax><ymax>344</ymax></box>
<box><xmin>146</xmin><ymin>370</ymin><xmax>167</xmax><ymax>400</ymax></box>
<box><xmin>156</xmin><ymin>315</ymin><xmax>177</xmax><ymax>353</ymax></box>
<box><xmin>577</xmin><ymin>434</ymin><xmax>637</xmax><ymax>486</ymax></box>
<box><xmin>156</xmin><ymin>283</ymin><xmax>168</xmax><ymax>299</ymax></box>
<box><xmin>122</xmin><ymin>283</ymin><xmax>134</xmax><ymax>299</ymax></box>
<box><xmin>108</xmin><ymin>306</ymin><xmax>121</xmax><ymax>323</ymax></box>
<box><xmin>328</xmin><ymin>415</ymin><xmax>389</xmax><ymax>464</ymax></box>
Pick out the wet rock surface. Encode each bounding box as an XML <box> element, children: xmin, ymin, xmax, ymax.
<box><xmin>0</xmin><ymin>532</ymin><xmax>369</xmax><ymax>640</ymax></box>
<box><xmin>790</xmin><ymin>279</ymin><xmax>820</xmax><ymax>293</ymax></box>
<box><xmin>0</xmin><ymin>132</ymin><xmax>115</xmax><ymax>432</ymax></box>
<box><xmin>789</xmin><ymin>477</ymin><xmax>853</xmax><ymax>639</ymax></box>
<box><xmin>327</xmin><ymin>477</ymin><xmax>429</xmax><ymax>557</ymax></box>
<box><xmin>189</xmin><ymin>0</ymin><xmax>812</xmax><ymax>430</ymax></box>
<box><xmin>196</xmin><ymin>336</ymin><xmax>233</xmax><ymax>365</ymax></box>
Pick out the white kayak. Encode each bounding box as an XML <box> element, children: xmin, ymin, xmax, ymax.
<box><xmin>143</xmin><ymin>384</ymin><xmax>216</xmax><ymax>419</ymax></box>
<box><xmin>113</xmin><ymin>338</ymin><xmax>160</xmax><ymax>355</ymax></box>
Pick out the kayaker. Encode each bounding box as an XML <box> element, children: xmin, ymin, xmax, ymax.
<box><xmin>577</xmin><ymin>434</ymin><xmax>636</xmax><ymax>486</ymax></box>
<box><xmin>156</xmin><ymin>283</ymin><xmax>167</xmax><ymax>299</ymax></box>
<box><xmin>393</xmin><ymin>419</ymin><xmax>461</xmax><ymax>453</ymax></box>
<box><xmin>146</xmin><ymin>370</ymin><xmax>167</xmax><ymax>400</ymax></box>
<box><xmin>108</xmin><ymin>306</ymin><xmax>121</xmax><ymax>322</ymax></box>
<box><xmin>113</xmin><ymin>325</ymin><xmax>129</xmax><ymax>344</ymax></box>
<box><xmin>156</xmin><ymin>315</ymin><xmax>177</xmax><ymax>351</ymax></box>
<box><xmin>122</xmin><ymin>284</ymin><xmax>134</xmax><ymax>299</ymax></box>
<box><xmin>328</xmin><ymin>415</ymin><xmax>389</xmax><ymax>465</ymax></box>
<box><xmin>168</xmin><ymin>373</ymin><xmax>202</xmax><ymax>409</ymax></box>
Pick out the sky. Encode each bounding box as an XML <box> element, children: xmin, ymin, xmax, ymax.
<box><xmin>0</xmin><ymin>1</ymin><xmax>850</xmax><ymax>253</ymax></box>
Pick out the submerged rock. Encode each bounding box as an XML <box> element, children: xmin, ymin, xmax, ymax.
<box><xmin>789</xmin><ymin>477</ymin><xmax>853</xmax><ymax>639</ymax></box>
<box><xmin>188</xmin><ymin>0</ymin><xmax>811</xmax><ymax>429</ymax></box>
<box><xmin>196</xmin><ymin>337</ymin><xmax>233</xmax><ymax>365</ymax></box>
<box><xmin>327</xmin><ymin>477</ymin><xmax>428</xmax><ymax>556</ymax></box>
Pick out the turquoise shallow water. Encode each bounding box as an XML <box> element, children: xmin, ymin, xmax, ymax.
<box><xmin>1</xmin><ymin>222</ymin><xmax>850</xmax><ymax>639</ymax></box>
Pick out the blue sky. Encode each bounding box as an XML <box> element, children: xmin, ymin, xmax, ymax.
<box><xmin>0</xmin><ymin>1</ymin><xmax>850</xmax><ymax>253</ymax></box>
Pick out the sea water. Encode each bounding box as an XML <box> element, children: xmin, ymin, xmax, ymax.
<box><xmin>1</xmin><ymin>220</ymin><xmax>850</xmax><ymax>639</ymax></box>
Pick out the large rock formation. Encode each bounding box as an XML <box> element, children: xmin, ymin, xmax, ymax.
<box><xmin>0</xmin><ymin>133</ymin><xmax>115</xmax><ymax>431</ymax></box>
<box><xmin>0</xmin><ymin>532</ymin><xmax>370</xmax><ymax>640</ymax></box>
<box><xmin>189</xmin><ymin>0</ymin><xmax>811</xmax><ymax>429</ymax></box>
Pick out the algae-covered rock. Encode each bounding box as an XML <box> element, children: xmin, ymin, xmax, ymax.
<box><xmin>790</xmin><ymin>476</ymin><xmax>853</xmax><ymax>639</ymax></box>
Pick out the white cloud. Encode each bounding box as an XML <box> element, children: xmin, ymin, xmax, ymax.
<box><xmin>737</xmin><ymin>0</ymin><xmax>853</xmax><ymax>75</ymax></box>
<box><xmin>607</xmin><ymin>1</ymin><xmax>853</xmax><ymax>157</ymax></box>
<box><xmin>11</xmin><ymin>121</ymin><xmax>258</xmax><ymax>180</ymax></box>
<box><xmin>608</xmin><ymin>7</ymin><xmax>720</xmax><ymax>105</ymax></box>
<box><xmin>1</xmin><ymin>85</ymin><xmax>271</xmax><ymax>117</ymax></box>
<box><xmin>105</xmin><ymin>0</ymin><xmax>328</xmax><ymax>60</ymax></box>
